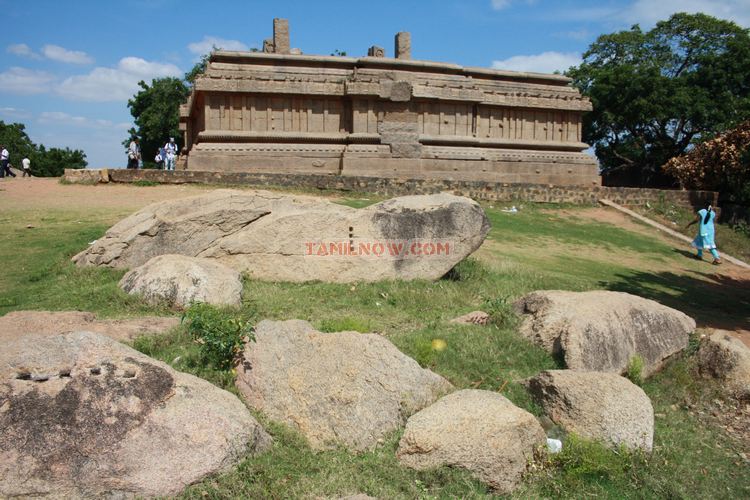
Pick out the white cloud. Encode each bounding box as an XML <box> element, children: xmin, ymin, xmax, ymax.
<box><xmin>550</xmin><ymin>0</ymin><xmax>749</xmax><ymax>27</ymax></box>
<box><xmin>56</xmin><ymin>57</ymin><xmax>182</xmax><ymax>102</ymax></box>
<box><xmin>623</xmin><ymin>0</ymin><xmax>750</xmax><ymax>27</ymax></box>
<box><xmin>0</xmin><ymin>67</ymin><xmax>56</xmax><ymax>95</ymax></box>
<box><xmin>187</xmin><ymin>36</ymin><xmax>249</xmax><ymax>57</ymax></box>
<box><xmin>492</xmin><ymin>51</ymin><xmax>581</xmax><ymax>74</ymax></box>
<box><xmin>7</xmin><ymin>43</ymin><xmax>42</xmax><ymax>59</ymax></box>
<box><xmin>42</xmin><ymin>44</ymin><xmax>94</xmax><ymax>65</ymax></box>
<box><xmin>0</xmin><ymin>107</ymin><xmax>33</xmax><ymax>120</ymax></box>
<box><xmin>38</xmin><ymin>111</ymin><xmax>130</xmax><ymax>130</ymax></box>
<box><xmin>490</xmin><ymin>0</ymin><xmax>537</xmax><ymax>11</ymax></box>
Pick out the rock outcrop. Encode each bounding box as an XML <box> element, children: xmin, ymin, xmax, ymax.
<box><xmin>396</xmin><ymin>389</ymin><xmax>545</xmax><ymax>493</ymax></box>
<box><xmin>74</xmin><ymin>189</ymin><xmax>490</xmax><ymax>283</ymax></box>
<box><xmin>235</xmin><ymin>320</ymin><xmax>452</xmax><ymax>451</ymax></box>
<box><xmin>524</xmin><ymin>370</ymin><xmax>654</xmax><ymax>451</ymax></box>
<box><xmin>514</xmin><ymin>290</ymin><xmax>695</xmax><ymax>376</ymax></box>
<box><xmin>119</xmin><ymin>254</ymin><xmax>243</xmax><ymax>308</ymax></box>
<box><xmin>0</xmin><ymin>331</ymin><xmax>271</xmax><ymax>498</ymax></box>
<box><xmin>697</xmin><ymin>330</ymin><xmax>750</xmax><ymax>400</ymax></box>
<box><xmin>0</xmin><ymin>310</ymin><xmax>179</xmax><ymax>343</ymax></box>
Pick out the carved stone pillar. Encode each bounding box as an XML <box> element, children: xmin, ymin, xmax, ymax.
<box><xmin>273</xmin><ymin>18</ymin><xmax>290</xmax><ymax>54</ymax></box>
<box><xmin>395</xmin><ymin>32</ymin><xmax>411</xmax><ymax>60</ymax></box>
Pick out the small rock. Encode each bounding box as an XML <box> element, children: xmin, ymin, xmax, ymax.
<box><xmin>397</xmin><ymin>389</ymin><xmax>546</xmax><ymax>493</ymax></box>
<box><xmin>524</xmin><ymin>370</ymin><xmax>654</xmax><ymax>452</ymax></box>
<box><xmin>450</xmin><ymin>310</ymin><xmax>490</xmax><ymax>326</ymax></box>
<box><xmin>119</xmin><ymin>254</ymin><xmax>243</xmax><ymax>308</ymax></box>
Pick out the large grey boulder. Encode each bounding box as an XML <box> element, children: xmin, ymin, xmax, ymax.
<box><xmin>514</xmin><ymin>290</ymin><xmax>695</xmax><ymax>376</ymax></box>
<box><xmin>0</xmin><ymin>331</ymin><xmax>271</xmax><ymax>499</ymax></box>
<box><xmin>697</xmin><ymin>330</ymin><xmax>750</xmax><ymax>400</ymax></box>
<box><xmin>235</xmin><ymin>320</ymin><xmax>452</xmax><ymax>451</ymax></box>
<box><xmin>72</xmin><ymin>189</ymin><xmax>274</xmax><ymax>269</ymax></box>
<box><xmin>119</xmin><ymin>254</ymin><xmax>243</xmax><ymax>308</ymax></box>
<box><xmin>0</xmin><ymin>310</ymin><xmax>179</xmax><ymax>343</ymax></box>
<box><xmin>74</xmin><ymin>189</ymin><xmax>490</xmax><ymax>283</ymax></box>
<box><xmin>524</xmin><ymin>370</ymin><xmax>654</xmax><ymax>451</ymax></box>
<box><xmin>396</xmin><ymin>389</ymin><xmax>546</xmax><ymax>494</ymax></box>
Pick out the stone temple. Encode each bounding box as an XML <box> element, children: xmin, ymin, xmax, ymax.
<box><xmin>179</xmin><ymin>19</ymin><xmax>599</xmax><ymax>186</ymax></box>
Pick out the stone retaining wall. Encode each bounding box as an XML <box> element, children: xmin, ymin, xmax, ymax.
<box><xmin>63</xmin><ymin>168</ymin><xmax>717</xmax><ymax>209</ymax></box>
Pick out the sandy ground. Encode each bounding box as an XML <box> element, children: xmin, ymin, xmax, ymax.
<box><xmin>0</xmin><ymin>177</ymin><xmax>210</xmax><ymax>212</ymax></box>
<box><xmin>2</xmin><ymin>177</ymin><xmax>748</xmax><ymax>342</ymax></box>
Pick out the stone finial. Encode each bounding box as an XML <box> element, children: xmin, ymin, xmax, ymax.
<box><xmin>368</xmin><ymin>45</ymin><xmax>385</xmax><ymax>57</ymax></box>
<box><xmin>395</xmin><ymin>32</ymin><xmax>411</xmax><ymax>60</ymax></box>
<box><xmin>273</xmin><ymin>18</ymin><xmax>290</xmax><ymax>54</ymax></box>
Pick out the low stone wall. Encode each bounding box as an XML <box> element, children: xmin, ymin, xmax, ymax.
<box><xmin>64</xmin><ymin>168</ymin><xmax>717</xmax><ymax>209</ymax></box>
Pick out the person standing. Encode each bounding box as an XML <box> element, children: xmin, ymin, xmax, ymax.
<box><xmin>164</xmin><ymin>137</ymin><xmax>177</xmax><ymax>171</ymax></box>
<box><xmin>687</xmin><ymin>203</ymin><xmax>722</xmax><ymax>265</ymax></box>
<box><xmin>127</xmin><ymin>137</ymin><xmax>140</xmax><ymax>169</ymax></box>
<box><xmin>21</xmin><ymin>157</ymin><xmax>31</xmax><ymax>177</ymax></box>
<box><xmin>1</xmin><ymin>145</ymin><xmax>15</xmax><ymax>178</ymax></box>
<box><xmin>0</xmin><ymin>146</ymin><xmax>16</xmax><ymax>177</ymax></box>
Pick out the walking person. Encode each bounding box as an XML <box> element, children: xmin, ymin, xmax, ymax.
<box><xmin>127</xmin><ymin>137</ymin><xmax>140</xmax><ymax>169</ymax></box>
<box><xmin>687</xmin><ymin>203</ymin><xmax>722</xmax><ymax>265</ymax></box>
<box><xmin>163</xmin><ymin>137</ymin><xmax>177</xmax><ymax>171</ymax></box>
<box><xmin>21</xmin><ymin>157</ymin><xmax>31</xmax><ymax>177</ymax></box>
<box><xmin>1</xmin><ymin>145</ymin><xmax>15</xmax><ymax>178</ymax></box>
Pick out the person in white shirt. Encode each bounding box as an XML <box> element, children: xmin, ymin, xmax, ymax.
<box><xmin>164</xmin><ymin>137</ymin><xmax>178</xmax><ymax>171</ymax></box>
<box><xmin>127</xmin><ymin>138</ymin><xmax>140</xmax><ymax>169</ymax></box>
<box><xmin>22</xmin><ymin>157</ymin><xmax>31</xmax><ymax>177</ymax></box>
<box><xmin>1</xmin><ymin>146</ymin><xmax>15</xmax><ymax>178</ymax></box>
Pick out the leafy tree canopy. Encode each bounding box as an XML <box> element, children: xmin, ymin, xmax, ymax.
<box><xmin>0</xmin><ymin>120</ymin><xmax>87</xmax><ymax>176</ymax></box>
<box><xmin>567</xmin><ymin>13</ymin><xmax>750</xmax><ymax>187</ymax></box>
<box><xmin>125</xmin><ymin>77</ymin><xmax>190</xmax><ymax>167</ymax></box>
<box><xmin>125</xmin><ymin>50</ymin><xmax>215</xmax><ymax>168</ymax></box>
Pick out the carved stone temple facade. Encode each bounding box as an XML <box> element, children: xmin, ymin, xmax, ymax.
<box><xmin>179</xmin><ymin>19</ymin><xmax>599</xmax><ymax>185</ymax></box>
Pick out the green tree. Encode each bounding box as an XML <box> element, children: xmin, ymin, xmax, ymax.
<box><xmin>0</xmin><ymin>120</ymin><xmax>86</xmax><ymax>176</ymax></box>
<box><xmin>125</xmin><ymin>77</ymin><xmax>190</xmax><ymax>166</ymax></box>
<box><xmin>568</xmin><ymin>13</ymin><xmax>750</xmax><ymax>187</ymax></box>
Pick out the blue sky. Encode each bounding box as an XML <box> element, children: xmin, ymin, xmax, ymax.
<box><xmin>1</xmin><ymin>0</ymin><xmax>748</xmax><ymax>168</ymax></box>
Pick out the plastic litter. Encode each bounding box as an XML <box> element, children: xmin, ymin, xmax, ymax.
<box><xmin>546</xmin><ymin>438</ymin><xmax>563</xmax><ymax>454</ymax></box>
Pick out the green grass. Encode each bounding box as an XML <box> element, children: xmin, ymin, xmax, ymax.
<box><xmin>1</xmin><ymin>196</ymin><xmax>748</xmax><ymax>499</ymax></box>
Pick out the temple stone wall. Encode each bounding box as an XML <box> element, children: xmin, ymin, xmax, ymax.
<box><xmin>179</xmin><ymin>24</ymin><xmax>599</xmax><ymax>186</ymax></box>
<box><xmin>68</xmin><ymin>169</ymin><xmax>716</xmax><ymax>210</ymax></box>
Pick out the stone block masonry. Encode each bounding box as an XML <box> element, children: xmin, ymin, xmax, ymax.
<box><xmin>65</xmin><ymin>169</ymin><xmax>717</xmax><ymax>210</ymax></box>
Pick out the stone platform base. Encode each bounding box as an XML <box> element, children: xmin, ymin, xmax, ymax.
<box><xmin>63</xmin><ymin>168</ymin><xmax>717</xmax><ymax>209</ymax></box>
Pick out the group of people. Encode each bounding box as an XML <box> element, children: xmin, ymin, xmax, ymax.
<box><xmin>126</xmin><ymin>137</ymin><xmax>181</xmax><ymax>171</ymax></box>
<box><xmin>0</xmin><ymin>145</ymin><xmax>32</xmax><ymax>178</ymax></box>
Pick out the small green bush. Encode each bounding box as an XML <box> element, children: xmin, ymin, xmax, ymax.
<box><xmin>626</xmin><ymin>355</ymin><xmax>644</xmax><ymax>386</ymax></box>
<box><xmin>482</xmin><ymin>295</ymin><xmax>518</xmax><ymax>328</ymax></box>
<box><xmin>182</xmin><ymin>303</ymin><xmax>253</xmax><ymax>370</ymax></box>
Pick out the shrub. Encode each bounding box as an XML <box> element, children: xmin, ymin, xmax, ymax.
<box><xmin>482</xmin><ymin>295</ymin><xmax>518</xmax><ymax>328</ymax></box>
<box><xmin>181</xmin><ymin>303</ymin><xmax>253</xmax><ymax>370</ymax></box>
<box><xmin>626</xmin><ymin>355</ymin><xmax>644</xmax><ymax>386</ymax></box>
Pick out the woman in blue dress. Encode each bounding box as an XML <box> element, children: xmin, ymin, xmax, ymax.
<box><xmin>686</xmin><ymin>203</ymin><xmax>722</xmax><ymax>265</ymax></box>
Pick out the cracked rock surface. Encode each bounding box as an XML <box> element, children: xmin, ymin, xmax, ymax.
<box><xmin>73</xmin><ymin>189</ymin><xmax>490</xmax><ymax>283</ymax></box>
<box><xmin>236</xmin><ymin>320</ymin><xmax>453</xmax><ymax>451</ymax></box>
<box><xmin>0</xmin><ymin>331</ymin><xmax>271</xmax><ymax>498</ymax></box>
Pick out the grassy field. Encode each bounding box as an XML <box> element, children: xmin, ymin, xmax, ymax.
<box><xmin>0</xmin><ymin>187</ymin><xmax>749</xmax><ymax>499</ymax></box>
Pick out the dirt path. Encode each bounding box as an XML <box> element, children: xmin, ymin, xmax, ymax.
<box><xmin>0</xmin><ymin>177</ymin><xmax>210</xmax><ymax>212</ymax></box>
